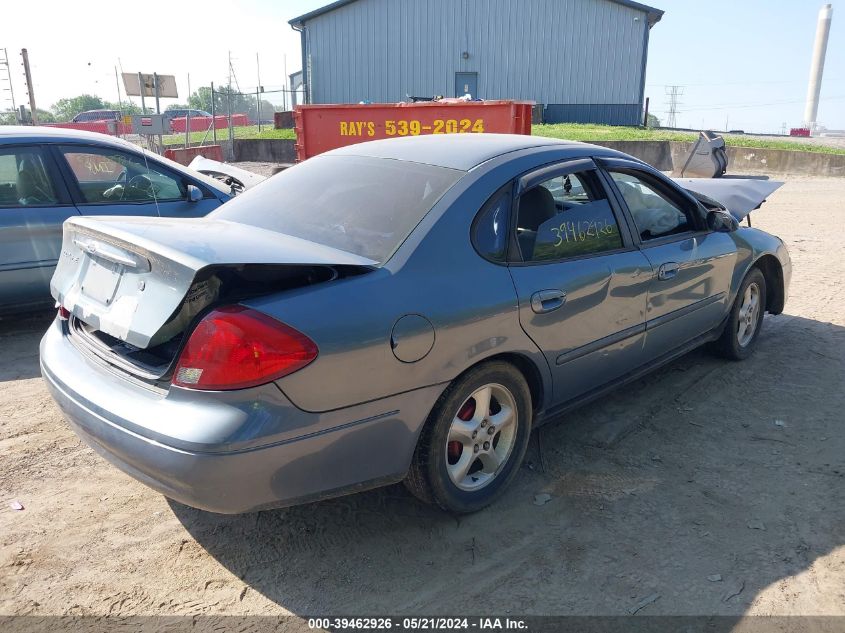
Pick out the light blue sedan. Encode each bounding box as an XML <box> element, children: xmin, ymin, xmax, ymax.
<box><xmin>41</xmin><ymin>134</ymin><xmax>791</xmax><ymax>514</ymax></box>
<box><xmin>0</xmin><ymin>126</ymin><xmax>232</xmax><ymax>314</ymax></box>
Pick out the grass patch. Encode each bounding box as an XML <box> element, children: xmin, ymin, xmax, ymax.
<box><xmin>533</xmin><ymin>123</ymin><xmax>697</xmax><ymax>143</ymax></box>
<box><xmin>161</xmin><ymin>125</ymin><xmax>295</xmax><ymax>146</ymax></box>
<box><xmin>532</xmin><ymin>123</ymin><xmax>845</xmax><ymax>155</ymax></box>
<box><xmin>720</xmin><ymin>136</ymin><xmax>845</xmax><ymax>155</ymax></box>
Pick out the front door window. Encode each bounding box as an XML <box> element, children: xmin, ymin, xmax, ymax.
<box><xmin>60</xmin><ymin>146</ymin><xmax>186</xmax><ymax>204</ymax></box>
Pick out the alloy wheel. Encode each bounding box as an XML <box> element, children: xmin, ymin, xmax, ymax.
<box><xmin>445</xmin><ymin>383</ymin><xmax>518</xmax><ymax>491</ymax></box>
<box><xmin>737</xmin><ymin>282</ymin><xmax>761</xmax><ymax>347</ymax></box>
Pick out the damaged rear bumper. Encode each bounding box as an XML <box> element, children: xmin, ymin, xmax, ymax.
<box><xmin>40</xmin><ymin>318</ymin><xmax>439</xmax><ymax>513</ymax></box>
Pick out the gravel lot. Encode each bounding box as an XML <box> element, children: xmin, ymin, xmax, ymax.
<box><xmin>1</xmin><ymin>175</ymin><xmax>843</xmax><ymax>619</ymax></box>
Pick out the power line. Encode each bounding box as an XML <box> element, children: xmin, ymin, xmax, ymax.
<box><xmin>647</xmin><ymin>77</ymin><xmax>844</xmax><ymax>88</ymax></box>
<box><xmin>675</xmin><ymin>94</ymin><xmax>845</xmax><ymax>113</ymax></box>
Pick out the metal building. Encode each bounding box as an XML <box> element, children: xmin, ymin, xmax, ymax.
<box><xmin>289</xmin><ymin>0</ymin><xmax>663</xmax><ymax>126</ymax></box>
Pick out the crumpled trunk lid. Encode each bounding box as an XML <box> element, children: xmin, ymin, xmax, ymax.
<box><xmin>51</xmin><ymin>216</ymin><xmax>376</xmax><ymax>349</ymax></box>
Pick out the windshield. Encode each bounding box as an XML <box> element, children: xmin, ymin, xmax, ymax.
<box><xmin>141</xmin><ymin>146</ymin><xmax>230</xmax><ymax>196</ymax></box>
<box><xmin>211</xmin><ymin>155</ymin><xmax>463</xmax><ymax>263</ymax></box>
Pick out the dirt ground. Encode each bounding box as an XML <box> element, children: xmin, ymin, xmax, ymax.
<box><xmin>1</xmin><ymin>175</ymin><xmax>843</xmax><ymax>619</ymax></box>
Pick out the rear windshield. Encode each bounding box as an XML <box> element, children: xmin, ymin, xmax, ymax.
<box><xmin>211</xmin><ymin>155</ymin><xmax>463</xmax><ymax>263</ymax></box>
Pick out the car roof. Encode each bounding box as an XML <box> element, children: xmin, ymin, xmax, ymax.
<box><xmin>0</xmin><ymin>125</ymin><xmax>231</xmax><ymax>195</ymax></box>
<box><xmin>0</xmin><ymin>125</ymin><xmax>140</xmax><ymax>150</ymax></box>
<box><xmin>324</xmin><ymin>133</ymin><xmax>620</xmax><ymax>171</ymax></box>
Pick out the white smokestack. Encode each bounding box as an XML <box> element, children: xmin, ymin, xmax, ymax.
<box><xmin>804</xmin><ymin>4</ymin><xmax>833</xmax><ymax>132</ymax></box>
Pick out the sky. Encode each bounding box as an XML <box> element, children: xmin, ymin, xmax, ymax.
<box><xmin>2</xmin><ymin>0</ymin><xmax>842</xmax><ymax>133</ymax></box>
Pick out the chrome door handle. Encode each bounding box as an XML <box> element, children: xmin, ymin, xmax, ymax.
<box><xmin>531</xmin><ymin>289</ymin><xmax>566</xmax><ymax>314</ymax></box>
<box><xmin>658</xmin><ymin>262</ymin><xmax>680</xmax><ymax>281</ymax></box>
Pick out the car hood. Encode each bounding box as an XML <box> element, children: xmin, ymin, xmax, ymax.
<box><xmin>674</xmin><ymin>178</ymin><xmax>784</xmax><ymax>221</ymax></box>
<box><xmin>188</xmin><ymin>156</ymin><xmax>267</xmax><ymax>191</ymax></box>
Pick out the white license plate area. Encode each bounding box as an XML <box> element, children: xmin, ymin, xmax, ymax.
<box><xmin>81</xmin><ymin>258</ymin><xmax>122</xmax><ymax>305</ymax></box>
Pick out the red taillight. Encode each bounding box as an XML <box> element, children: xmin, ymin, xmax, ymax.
<box><xmin>57</xmin><ymin>305</ymin><xmax>70</xmax><ymax>320</ymax></box>
<box><xmin>173</xmin><ymin>306</ymin><xmax>318</xmax><ymax>391</ymax></box>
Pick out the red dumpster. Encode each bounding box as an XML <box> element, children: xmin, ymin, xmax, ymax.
<box><xmin>163</xmin><ymin>145</ymin><xmax>224</xmax><ymax>166</ymax></box>
<box><xmin>293</xmin><ymin>100</ymin><xmax>533</xmax><ymax>161</ymax></box>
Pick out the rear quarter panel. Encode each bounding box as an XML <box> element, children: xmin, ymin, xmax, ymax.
<box><xmin>246</xmin><ymin>149</ymin><xmax>576</xmax><ymax>414</ymax></box>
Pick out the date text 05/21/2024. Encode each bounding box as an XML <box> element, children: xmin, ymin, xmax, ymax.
<box><xmin>307</xmin><ymin>617</ymin><xmax>528</xmax><ymax>630</ymax></box>
<box><xmin>339</xmin><ymin>119</ymin><xmax>486</xmax><ymax>137</ymax></box>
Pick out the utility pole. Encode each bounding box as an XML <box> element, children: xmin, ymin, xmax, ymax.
<box><xmin>153</xmin><ymin>72</ymin><xmax>162</xmax><ymax>153</ymax></box>
<box><xmin>138</xmin><ymin>72</ymin><xmax>147</xmax><ymax>114</ymax></box>
<box><xmin>664</xmin><ymin>85</ymin><xmax>683</xmax><ymax>129</ymax></box>
<box><xmin>185</xmin><ymin>72</ymin><xmax>191</xmax><ymax>149</ymax></box>
<box><xmin>256</xmin><ymin>52</ymin><xmax>262</xmax><ymax>133</ymax></box>
<box><xmin>113</xmin><ymin>66</ymin><xmax>124</xmax><ymax>137</ymax></box>
<box><xmin>153</xmin><ymin>72</ymin><xmax>161</xmax><ymax>114</ymax></box>
<box><xmin>283</xmin><ymin>53</ymin><xmax>288</xmax><ymax>111</ymax></box>
<box><xmin>211</xmin><ymin>80</ymin><xmax>217</xmax><ymax>144</ymax></box>
<box><xmin>227</xmin><ymin>51</ymin><xmax>234</xmax><ymax>143</ymax></box>
<box><xmin>21</xmin><ymin>48</ymin><xmax>37</xmax><ymax>124</ymax></box>
<box><xmin>113</xmin><ymin>66</ymin><xmax>122</xmax><ymax>112</ymax></box>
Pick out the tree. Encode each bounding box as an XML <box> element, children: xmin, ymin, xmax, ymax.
<box><xmin>646</xmin><ymin>113</ymin><xmax>661</xmax><ymax>129</ymax></box>
<box><xmin>34</xmin><ymin>108</ymin><xmax>56</xmax><ymax>123</ymax></box>
<box><xmin>50</xmin><ymin>94</ymin><xmax>145</xmax><ymax>121</ymax></box>
<box><xmin>51</xmin><ymin>94</ymin><xmax>108</xmax><ymax>122</ymax></box>
<box><xmin>0</xmin><ymin>108</ymin><xmax>55</xmax><ymax>125</ymax></box>
<box><xmin>250</xmin><ymin>99</ymin><xmax>276</xmax><ymax>121</ymax></box>
<box><xmin>166</xmin><ymin>103</ymin><xmax>190</xmax><ymax>112</ymax></box>
<box><xmin>107</xmin><ymin>101</ymin><xmax>143</xmax><ymax>116</ymax></box>
<box><xmin>187</xmin><ymin>86</ymin><xmax>213</xmax><ymax>112</ymax></box>
<box><xmin>188</xmin><ymin>85</ymin><xmax>256</xmax><ymax>117</ymax></box>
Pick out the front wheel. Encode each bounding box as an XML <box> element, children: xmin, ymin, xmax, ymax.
<box><xmin>404</xmin><ymin>362</ymin><xmax>532</xmax><ymax>513</ymax></box>
<box><xmin>713</xmin><ymin>267</ymin><xmax>767</xmax><ymax>360</ymax></box>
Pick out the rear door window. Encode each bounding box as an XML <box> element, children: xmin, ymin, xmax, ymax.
<box><xmin>0</xmin><ymin>147</ymin><xmax>60</xmax><ymax>207</ymax></box>
<box><xmin>472</xmin><ymin>185</ymin><xmax>512</xmax><ymax>262</ymax></box>
<box><xmin>516</xmin><ymin>169</ymin><xmax>623</xmax><ymax>262</ymax></box>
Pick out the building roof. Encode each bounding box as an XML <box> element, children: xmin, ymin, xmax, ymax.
<box><xmin>290</xmin><ymin>0</ymin><xmax>664</xmax><ymax>28</ymax></box>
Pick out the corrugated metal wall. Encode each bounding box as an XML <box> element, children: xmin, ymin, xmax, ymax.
<box><xmin>302</xmin><ymin>0</ymin><xmax>650</xmax><ymax>124</ymax></box>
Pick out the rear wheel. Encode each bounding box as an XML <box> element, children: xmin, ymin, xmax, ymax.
<box><xmin>713</xmin><ymin>267</ymin><xmax>767</xmax><ymax>360</ymax></box>
<box><xmin>405</xmin><ymin>362</ymin><xmax>532</xmax><ymax>513</ymax></box>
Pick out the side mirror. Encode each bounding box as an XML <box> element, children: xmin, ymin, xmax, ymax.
<box><xmin>187</xmin><ymin>184</ymin><xmax>203</xmax><ymax>203</ymax></box>
<box><xmin>706</xmin><ymin>209</ymin><xmax>739</xmax><ymax>233</ymax></box>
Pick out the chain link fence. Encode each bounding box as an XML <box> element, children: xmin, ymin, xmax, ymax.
<box><xmin>163</xmin><ymin>86</ymin><xmax>305</xmax><ymax>147</ymax></box>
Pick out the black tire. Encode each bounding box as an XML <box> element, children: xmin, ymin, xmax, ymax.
<box><xmin>713</xmin><ymin>267</ymin><xmax>767</xmax><ymax>360</ymax></box>
<box><xmin>404</xmin><ymin>361</ymin><xmax>532</xmax><ymax>513</ymax></box>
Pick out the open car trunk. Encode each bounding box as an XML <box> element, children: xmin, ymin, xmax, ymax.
<box><xmin>51</xmin><ymin>216</ymin><xmax>376</xmax><ymax>381</ymax></box>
